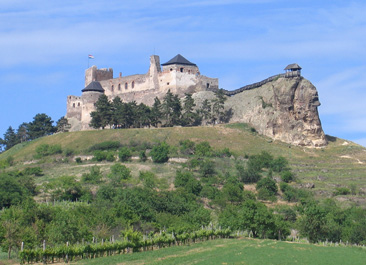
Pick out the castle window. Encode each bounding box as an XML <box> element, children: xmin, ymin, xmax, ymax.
<box><xmin>180</xmin><ymin>67</ymin><xmax>184</xmax><ymax>72</ymax></box>
<box><xmin>73</xmin><ymin>103</ymin><xmax>75</xmax><ymax>108</ymax></box>
<box><xmin>167</xmin><ymin>82</ymin><xmax>170</xmax><ymax>85</ymax></box>
<box><xmin>188</xmin><ymin>70</ymin><xmax>191</xmax><ymax>74</ymax></box>
<box><xmin>111</xmin><ymin>85</ymin><xmax>114</xmax><ymax>92</ymax></box>
<box><xmin>170</xmin><ymin>68</ymin><xmax>173</xmax><ymax>71</ymax></box>
<box><xmin>132</xmin><ymin>81</ymin><xmax>135</xmax><ymax>89</ymax></box>
<box><xmin>125</xmin><ymin>82</ymin><xmax>128</xmax><ymax>89</ymax></box>
<box><xmin>207</xmin><ymin>83</ymin><xmax>210</xmax><ymax>88</ymax></box>
<box><xmin>78</xmin><ymin>102</ymin><xmax>80</xmax><ymax>107</ymax></box>
<box><xmin>118</xmin><ymin>84</ymin><xmax>121</xmax><ymax>91</ymax></box>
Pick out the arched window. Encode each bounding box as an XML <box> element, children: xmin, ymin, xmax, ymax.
<box><xmin>125</xmin><ymin>82</ymin><xmax>128</xmax><ymax>89</ymax></box>
<box><xmin>73</xmin><ymin>103</ymin><xmax>75</xmax><ymax>108</ymax></box>
<box><xmin>180</xmin><ymin>67</ymin><xmax>184</xmax><ymax>72</ymax></box>
<box><xmin>111</xmin><ymin>85</ymin><xmax>114</xmax><ymax>92</ymax></box>
<box><xmin>132</xmin><ymin>81</ymin><xmax>135</xmax><ymax>89</ymax></box>
<box><xmin>118</xmin><ymin>84</ymin><xmax>121</xmax><ymax>91</ymax></box>
<box><xmin>78</xmin><ymin>102</ymin><xmax>80</xmax><ymax>107</ymax></box>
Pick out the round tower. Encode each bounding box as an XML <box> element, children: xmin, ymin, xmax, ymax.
<box><xmin>81</xmin><ymin>81</ymin><xmax>105</xmax><ymax>130</ymax></box>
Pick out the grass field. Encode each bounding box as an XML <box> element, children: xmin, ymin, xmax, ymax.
<box><xmin>75</xmin><ymin>238</ymin><xmax>366</xmax><ymax>265</ymax></box>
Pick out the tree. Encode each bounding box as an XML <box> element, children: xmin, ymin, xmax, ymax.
<box><xmin>181</xmin><ymin>93</ymin><xmax>200</xmax><ymax>126</ymax></box>
<box><xmin>162</xmin><ymin>90</ymin><xmax>181</xmax><ymax>127</ymax></box>
<box><xmin>298</xmin><ymin>202</ymin><xmax>328</xmax><ymax>243</ymax></box>
<box><xmin>111</xmin><ymin>96</ymin><xmax>124</xmax><ymax>128</ymax></box>
<box><xmin>108</xmin><ymin>163</ymin><xmax>132</xmax><ymax>184</ymax></box>
<box><xmin>118</xmin><ymin>147</ymin><xmax>132</xmax><ymax>162</ymax></box>
<box><xmin>256</xmin><ymin>177</ymin><xmax>278</xmax><ymax>201</ymax></box>
<box><xmin>0</xmin><ymin>207</ymin><xmax>23</xmax><ymax>259</ymax></box>
<box><xmin>211</xmin><ymin>89</ymin><xmax>227</xmax><ymax>124</ymax></box>
<box><xmin>150</xmin><ymin>97</ymin><xmax>162</xmax><ymax>127</ymax></box>
<box><xmin>17</xmin><ymin>122</ymin><xmax>30</xmax><ymax>143</ymax></box>
<box><xmin>200</xmin><ymin>99</ymin><xmax>212</xmax><ymax>125</ymax></box>
<box><xmin>27</xmin><ymin>113</ymin><xmax>56</xmax><ymax>140</ymax></box>
<box><xmin>90</xmin><ymin>94</ymin><xmax>112</xmax><ymax>129</ymax></box>
<box><xmin>0</xmin><ymin>173</ymin><xmax>29</xmax><ymax>208</ymax></box>
<box><xmin>2</xmin><ymin>126</ymin><xmax>19</xmax><ymax>150</ymax></box>
<box><xmin>56</xmin><ymin>116</ymin><xmax>70</xmax><ymax>133</ymax></box>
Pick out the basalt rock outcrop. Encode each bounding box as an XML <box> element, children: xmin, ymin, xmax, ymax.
<box><xmin>216</xmin><ymin>76</ymin><xmax>326</xmax><ymax>147</ymax></box>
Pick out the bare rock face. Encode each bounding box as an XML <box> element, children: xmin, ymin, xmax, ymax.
<box><xmin>224</xmin><ymin>76</ymin><xmax>327</xmax><ymax>147</ymax></box>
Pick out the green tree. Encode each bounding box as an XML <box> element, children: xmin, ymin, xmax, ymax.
<box><xmin>212</xmin><ymin>89</ymin><xmax>227</xmax><ymax>124</ymax></box>
<box><xmin>181</xmin><ymin>93</ymin><xmax>200</xmax><ymax>126</ymax></box>
<box><xmin>200</xmin><ymin>99</ymin><xmax>212</xmax><ymax>125</ymax></box>
<box><xmin>150</xmin><ymin>97</ymin><xmax>162</xmax><ymax>127</ymax></box>
<box><xmin>298</xmin><ymin>202</ymin><xmax>328</xmax><ymax>243</ymax></box>
<box><xmin>17</xmin><ymin>122</ymin><xmax>30</xmax><ymax>143</ymax></box>
<box><xmin>150</xmin><ymin>142</ymin><xmax>170</xmax><ymax>163</ymax></box>
<box><xmin>56</xmin><ymin>116</ymin><xmax>70</xmax><ymax>133</ymax></box>
<box><xmin>256</xmin><ymin>177</ymin><xmax>278</xmax><ymax>201</ymax></box>
<box><xmin>2</xmin><ymin>126</ymin><xmax>19</xmax><ymax>150</ymax></box>
<box><xmin>0</xmin><ymin>174</ymin><xmax>29</xmax><ymax>208</ymax></box>
<box><xmin>27</xmin><ymin>113</ymin><xmax>56</xmax><ymax>140</ymax></box>
<box><xmin>162</xmin><ymin>90</ymin><xmax>182</xmax><ymax>126</ymax></box>
<box><xmin>90</xmin><ymin>94</ymin><xmax>112</xmax><ymax>129</ymax></box>
<box><xmin>0</xmin><ymin>206</ymin><xmax>22</xmax><ymax>259</ymax></box>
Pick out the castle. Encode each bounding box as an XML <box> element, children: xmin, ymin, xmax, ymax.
<box><xmin>66</xmin><ymin>54</ymin><xmax>218</xmax><ymax>131</ymax></box>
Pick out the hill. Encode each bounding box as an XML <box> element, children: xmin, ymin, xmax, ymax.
<box><xmin>1</xmin><ymin>123</ymin><xmax>366</xmax><ymax>205</ymax></box>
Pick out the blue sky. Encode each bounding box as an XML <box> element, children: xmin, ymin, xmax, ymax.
<box><xmin>1</xmin><ymin>0</ymin><xmax>365</xmax><ymax>146</ymax></box>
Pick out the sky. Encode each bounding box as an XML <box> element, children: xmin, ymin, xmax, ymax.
<box><xmin>0</xmin><ymin>0</ymin><xmax>365</xmax><ymax>146</ymax></box>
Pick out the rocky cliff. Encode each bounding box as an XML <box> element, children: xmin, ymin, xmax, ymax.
<box><xmin>194</xmin><ymin>76</ymin><xmax>327</xmax><ymax>147</ymax></box>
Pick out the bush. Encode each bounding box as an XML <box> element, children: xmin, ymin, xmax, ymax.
<box><xmin>139</xmin><ymin>150</ymin><xmax>147</xmax><ymax>162</ymax></box>
<box><xmin>118</xmin><ymin>147</ymin><xmax>132</xmax><ymax>162</ymax></box>
<box><xmin>139</xmin><ymin>171</ymin><xmax>157</xmax><ymax>189</ymax></box>
<box><xmin>179</xmin><ymin>139</ymin><xmax>195</xmax><ymax>155</ymax></box>
<box><xmin>199</xmin><ymin>159</ymin><xmax>216</xmax><ymax>179</ymax></box>
<box><xmin>281</xmin><ymin>171</ymin><xmax>294</xmax><ymax>183</ymax></box>
<box><xmin>75</xmin><ymin>157</ymin><xmax>82</xmax><ymax>164</ymax></box>
<box><xmin>195</xmin><ymin>141</ymin><xmax>213</xmax><ymax>157</ymax></box>
<box><xmin>333</xmin><ymin>187</ymin><xmax>351</xmax><ymax>196</ymax></box>
<box><xmin>35</xmin><ymin>144</ymin><xmax>62</xmax><ymax>158</ymax></box>
<box><xmin>82</xmin><ymin>165</ymin><xmax>103</xmax><ymax>184</ymax></box>
<box><xmin>64</xmin><ymin>148</ymin><xmax>74</xmax><ymax>157</ymax></box>
<box><xmin>89</xmin><ymin>141</ymin><xmax>121</xmax><ymax>151</ymax></box>
<box><xmin>150</xmin><ymin>142</ymin><xmax>170</xmax><ymax>163</ymax></box>
<box><xmin>271</xmin><ymin>156</ymin><xmax>289</xmax><ymax>172</ymax></box>
<box><xmin>93</xmin><ymin>150</ymin><xmax>115</xmax><ymax>162</ymax></box>
<box><xmin>23</xmin><ymin>167</ymin><xmax>43</xmax><ymax>176</ymax></box>
<box><xmin>108</xmin><ymin>163</ymin><xmax>131</xmax><ymax>184</ymax></box>
<box><xmin>174</xmin><ymin>171</ymin><xmax>202</xmax><ymax>196</ymax></box>
<box><xmin>215</xmin><ymin>148</ymin><xmax>232</xmax><ymax>158</ymax></box>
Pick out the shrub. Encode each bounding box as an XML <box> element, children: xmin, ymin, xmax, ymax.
<box><xmin>93</xmin><ymin>150</ymin><xmax>107</xmax><ymax>161</ymax></box>
<box><xmin>82</xmin><ymin>165</ymin><xmax>103</xmax><ymax>184</ymax></box>
<box><xmin>35</xmin><ymin>144</ymin><xmax>62</xmax><ymax>158</ymax></box>
<box><xmin>150</xmin><ymin>142</ymin><xmax>170</xmax><ymax>163</ymax></box>
<box><xmin>75</xmin><ymin>157</ymin><xmax>82</xmax><ymax>164</ymax></box>
<box><xmin>199</xmin><ymin>159</ymin><xmax>216</xmax><ymax>179</ymax></box>
<box><xmin>139</xmin><ymin>171</ymin><xmax>157</xmax><ymax>189</ymax></box>
<box><xmin>139</xmin><ymin>150</ymin><xmax>147</xmax><ymax>162</ymax></box>
<box><xmin>271</xmin><ymin>156</ymin><xmax>289</xmax><ymax>172</ymax></box>
<box><xmin>179</xmin><ymin>139</ymin><xmax>195</xmax><ymax>155</ymax></box>
<box><xmin>281</xmin><ymin>171</ymin><xmax>294</xmax><ymax>183</ymax></box>
<box><xmin>175</xmin><ymin>171</ymin><xmax>202</xmax><ymax>196</ymax></box>
<box><xmin>23</xmin><ymin>167</ymin><xmax>43</xmax><ymax>176</ymax></box>
<box><xmin>105</xmin><ymin>151</ymin><xmax>115</xmax><ymax>162</ymax></box>
<box><xmin>215</xmin><ymin>148</ymin><xmax>232</xmax><ymax>158</ymax></box>
<box><xmin>109</xmin><ymin>163</ymin><xmax>131</xmax><ymax>184</ymax></box>
<box><xmin>64</xmin><ymin>148</ymin><xmax>74</xmax><ymax>157</ymax></box>
<box><xmin>333</xmin><ymin>187</ymin><xmax>351</xmax><ymax>196</ymax></box>
<box><xmin>89</xmin><ymin>141</ymin><xmax>121</xmax><ymax>151</ymax></box>
<box><xmin>195</xmin><ymin>141</ymin><xmax>213</xmax><ymax>157</ymax></box>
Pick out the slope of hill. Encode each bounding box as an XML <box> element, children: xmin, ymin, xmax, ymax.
<box><xmin>1</xmin><ymin>123</ymin><xmax>365</xmax><ymax>204</ymax></box>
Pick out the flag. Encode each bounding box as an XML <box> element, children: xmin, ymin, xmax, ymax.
<box><xmin>88</xmin><ymin>55</ymin><xmax>94</xmax><ymax>59</ymax></box>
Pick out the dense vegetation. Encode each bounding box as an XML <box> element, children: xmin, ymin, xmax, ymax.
<box><xmin>1</xmin><ymin>137</ymin><xmax>366</xmax><ymax>262</ymax></box>
<box><xmin>89</xmin><ymin>89</ymin><xmax>231</xmax><ymax>129</ymax></box>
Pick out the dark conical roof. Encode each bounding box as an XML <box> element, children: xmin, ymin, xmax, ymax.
<box><xmin>284</xmin><ymin>63</ymin><xmax>302</xmax><ymax>71</ymax></box>
<box><xmin>82</xmin><ymin>81</ymin><xmax>104</xmax><ymax>93</ymax></box>
<box><xmin>161</xmin><ymin>54</ymin><xmax>197</xmax><ymax>66</ymax></box>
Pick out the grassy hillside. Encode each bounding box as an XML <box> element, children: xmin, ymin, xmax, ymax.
<box><xmin>76</xmin><ymin>238</ymin><xmax>366</xmax><ymax>265</ymax></box>
<box><xmin>1</xmin><ymin>123</ymin><xmax>366</xmax><ymax>204</ymax></box>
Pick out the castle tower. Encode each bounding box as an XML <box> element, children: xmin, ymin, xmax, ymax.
<box><xmin>80</xmin><ymin>81</ymin><xmax>105</xmax><ymax>130</ymax></box>
<box><xmin>85</xmin><ymin>66</ymin><xmax>113</xmax><ymax>87</ymax></box>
